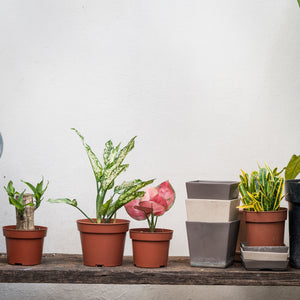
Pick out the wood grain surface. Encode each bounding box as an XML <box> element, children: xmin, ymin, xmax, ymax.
<box><xmin>1</xmin><ymin>254</ymin><xmax>300</xmax><ymax>286</ymax></box>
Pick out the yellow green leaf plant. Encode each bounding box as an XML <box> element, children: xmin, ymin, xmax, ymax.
<box><xmin>238</xmin><ymin>163</ymin><xmax>285</xmax><ymax>212</ymax></box>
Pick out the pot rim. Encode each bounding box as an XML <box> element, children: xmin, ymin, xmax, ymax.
<box><xmin>3</xmin><ymin>225</ymin><xmax>47</xmax><ymax>232</ymax></box>
<box><xmin>77</xmin><ymin>219</ymin><xmax>130</xmax><ymax>234</ymax></box>
<box><xmin>243</xmin><ymin>207</ymin><xmax>287</xmax><ymax>223</ymax></box>
<box><xmin>130</xmin><ymin>228</ymin><xmax>173</xmax><ymax>241</ymax></box>
<box><xmin>285</xmin><ymin>179</ymin><xmax>300</xmax><ymax>184</ymax></box>
<box><xmin>3</xmin><ymin>225</ymin><xmax>47</xmax><ymax>239</ymax></box>
<box><xmin>186</xmin><ymin>180</ymin><xmax>239</xmax><ymax>185</ymax></box>
<box><xmin>77</xmin><ymin>218</ymin><xmax>130</xmax><ymax>225</ymax></box>
<box><xmin>130</xmin><ymin>228</ymin><xmax>173</xmax><ymax>234</ymax></box>
<box><xmin>243</xmin><ymin>207</ymin><xmax>287</xmax><ymax>214</ymax></box>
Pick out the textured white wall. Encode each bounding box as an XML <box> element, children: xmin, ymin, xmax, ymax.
<box><xmin>0</xmin><ymin>0</ymin><xmax>300</xmax><ymax>284</ymax></box>
<box><xmin>1</xmin><ymin>0</ymin><xmax>300</xmax><ymax>257</ymax></box>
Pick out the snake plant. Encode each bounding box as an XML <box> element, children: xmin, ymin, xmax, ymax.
<box><xmin>48</xmin><ymin>129</ymin><xmax>154</xmax><ymax>224</ymax></box>
<box><xmin>239</xmin><ymin>164</ymin><xmax>285</xmax><ymax>212</ymax></box>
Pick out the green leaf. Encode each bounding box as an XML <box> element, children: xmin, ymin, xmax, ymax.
<box><xmin>107</xmin><ymin>179</ymin><xmax>154</xmax><ymax>218</ymax></box>
<box><xmin>99</xmin><ymin>198</ymin><xmax>113</xmax><ymax>217</ymax></box>
<box><xmin>101</xmin><ymin>137</ymin><xmax>136</xmax><ymax>191</ymax></box>
<box><xmin>72</xmin><ymin>128</ymin><xmax>103</xmax><ymax>182</ymax></box>
<box><xmin>102</xmin><ymin>164</ymin><xmax>129</xmax><ymax>190</ymax></box>
<box><xmin>4</xmin><ymin>181</ymin><xmax>16</xmax><ymax>197</ymax></box>
<box><xmin>114</xmin><ymin>179</ymin><xmax>142</xmax><ymax>194</ymax></box>
<box><xmin>107</xmin><ymin>191</ymin><xmax>145</xmax><ymax>219</ymax></box>
<box><xmin>114</xmin><ymin>136</ymin><xmax>136</xmax><ymax>168</ymax></box>
<box><xmin>285</xmin><ymin>154</ymin><xmax>300</xmax><ymax>180</ymax></box>
<box><xmin>48</xmin><ymin>198</ymin><xmax>77</xmax><ymax>207</ymax></box>
<box><xmin>103</xmin><ymin>140</ymin><xmax>120</xmax><ymax>168</ymax></box>
<box><xmin>21</xmin><ymin>180</ymin><xmax>37</xmax><ymax>194</ymax></box>
<box><xmin>118</xmin><ymin>179</ymin><xmax>154</xmax><ymax>202</ymax></box>
<box><xmin>22</xmin><ymin>178</ymin><xmax>49</xmax><ymax>210</ymax></box>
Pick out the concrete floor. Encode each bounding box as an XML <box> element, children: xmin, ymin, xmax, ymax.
<box><xmin>0</xmin><ymin>284</ymin><xmax>300</xmax><ymax>300</ymax></box>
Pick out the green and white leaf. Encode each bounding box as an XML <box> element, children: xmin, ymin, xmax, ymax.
<box><xmin>114</xmin><ymin>179</ymin><xmax>143</xmax><ymax>194</ymax></box>
<box><xmin>106</xmin><ymin>191</ymin><xmax>145</xmax><ymax>220</ymax></box>
<box><xmin>48</xmin><ymin>198</ymin><xmax>78</xmax><ymax>207</ymax></box>
<box><xmin>72</xmin><ymin>128</ymin><xmax>103</xmax><ymax>181</ymax></box>
<box><xmin>103</xmin><ymin>140</ymin><xmax>120</xmax><ymax>168</ymax></box>
<box><xmin>102</xmin><ymin>164</ymin><xmax>129</xmax><ymax>190</ymax></box>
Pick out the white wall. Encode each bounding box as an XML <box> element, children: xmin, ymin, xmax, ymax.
<box><xmin>1</xmin><ymin>0</ymin><xmax>300</xmax><ymax>256</ymax></box>
<box><xmin>0</xmin><ymin>1</ymin><xmax>300</xmax><ymax>297</ymax></box>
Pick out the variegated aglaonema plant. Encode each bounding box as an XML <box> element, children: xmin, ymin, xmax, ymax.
<box><xmin>238</xmin><ymin>163</ymin><xmax>285</xmax><ymax>212</ymax></box>
<box><xmin>48</xmin><ymin>128</ymin><xmax>154</xmax><ymax>224</ymax></box>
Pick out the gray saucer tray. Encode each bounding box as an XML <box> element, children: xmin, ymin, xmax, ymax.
<box><xmin>241</xmin><ymin>242</ymin><xmax>288</xmax><ymax>253</ymax></box>
<box><xmin>185</xmin><ymin>180</ymin><xmax>239</xmax><ymax>200</ymax></box>
<box><xmin>240</xmin><ymin>242</ymin><xmax>289</xmax><ymax>271</ymax></box>
<box><xmin>241</xmin><ymin>259</ymin><xmax>289</xmax><ymax>271</ymax></box>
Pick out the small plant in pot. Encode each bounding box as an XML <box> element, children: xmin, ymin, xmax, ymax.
<box><xmin>3</xmin><ymin>178</ymin><xmax>49</xmax><ymax>265</ymax></box>
<box><xmin>125</xmin><ymin>180</ymin><xmax>175</xmax><ymax>268</ymax></box>
<box><xmin>48</xmin><ymin>128</ymin><xmax>154</xmax><ymax>267</ymax></box>
<box><xmin>239</xmin><ymin>163</ymin><xmax>287</xmax><ymax>247</ymax></box>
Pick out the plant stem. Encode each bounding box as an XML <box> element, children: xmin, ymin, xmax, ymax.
<box><xmin>75</xmin><ymin>206</ymin><xmax>95</xmax><ymax>223</ymax></box>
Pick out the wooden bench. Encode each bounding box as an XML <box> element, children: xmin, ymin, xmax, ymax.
<box><xmin>1</xmin><ymin>254</ymin><xmax>300</xmax><ymax>286</ymax></box>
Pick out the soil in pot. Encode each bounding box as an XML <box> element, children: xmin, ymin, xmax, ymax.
<box><xmin>243</xmin><ymin>208</ymin><xmax>287</xmax><ymax>247</ymax></box>
<box><xmin>130</xmin><ymin>228</ymin><xmax>173</xmax><ymax>268</ymax></box>
<box><xmin>77</xmin><ymin>218</ymin><xmax>130</xmax><ymax>267</ymax></box>
<box><xmin>3</xmin><ymin>225</ymin><xmax>47</xmax><ymax>265</ymax></box>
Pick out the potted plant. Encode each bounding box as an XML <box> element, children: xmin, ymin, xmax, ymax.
<box><xmin>282</xmin><ymin>154</ymin><xmax>300</xmax><ymax>268</ymax></box>
<box><xmin>239</xmin><ymin>163</ymin><xmax>287</xmax><ymax>247</ymax></box>
<box><xmin>48</xmin><ymin>128</ymin><xmax>153</xmax><ymax>267</ymax></box>
<box><xmin>3</xmin><ymin>178</ymin><xmax>48</xmax><ymax>265</ymax></box>
<box><xmin>125</xmin><ymin>180</ymin><xmax>175</xmax><ymax>268</ymax></box>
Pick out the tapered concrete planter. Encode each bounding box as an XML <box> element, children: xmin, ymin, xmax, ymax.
<box><xmin>185</xmin><ymin>198</ymin><xmax>240</xmax><ymax>222</ymax></box>
<box><xmin>186</xmin><ymin>220</ymin><xmax>240</xmax><ymax>268</ymax></box>
<box><xmin>186</xmin><ymin>180</ymin><xmax>239</xmax><ymax>200</ymax></box>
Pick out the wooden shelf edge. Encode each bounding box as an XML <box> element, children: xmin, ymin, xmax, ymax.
<box><xmin>1</xmin><ymin>254</ymin><xmax>300</xmax><ymax>286</ymax></box>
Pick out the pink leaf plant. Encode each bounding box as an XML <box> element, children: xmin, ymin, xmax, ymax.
<box><xmin>125</xmin><ymin>180</ymin><xmax>175</xmax><ymax>232</ymax></box>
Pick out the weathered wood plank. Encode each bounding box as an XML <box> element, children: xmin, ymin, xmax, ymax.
<box><xmin>0</xmin><ymin>254</ymin><xmax>300</xmax><ymax>286</ymax></box>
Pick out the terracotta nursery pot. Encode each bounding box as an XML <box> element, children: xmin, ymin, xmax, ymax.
<box><xmin>77</xmin><ymin>218</ymin><xmax>130</xmax><ymax>267</ymax></box>
<box><xmin>3</xmin><ymin>225</ymin><xmax>47</xmax><ymax>265</ymax></box>
<box><xmin>130</xmin><ymin>228</ymin><xmax>173</xmax><ymax>268</ymax></box>
<box><xmin>243</xmin><ymin>208</ymin><xmax>287</xmax><ymax>246</ymax></box>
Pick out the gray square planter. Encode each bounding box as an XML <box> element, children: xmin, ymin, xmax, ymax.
<box><xmin>186</xmin><ymin>180</ymin><xmax>239</xmax><ymax>200</ymax></box>
<box><xmin>186</xmin><ymin>220</ymin><xmax>240</xmax><ymax>268</ymax></box>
